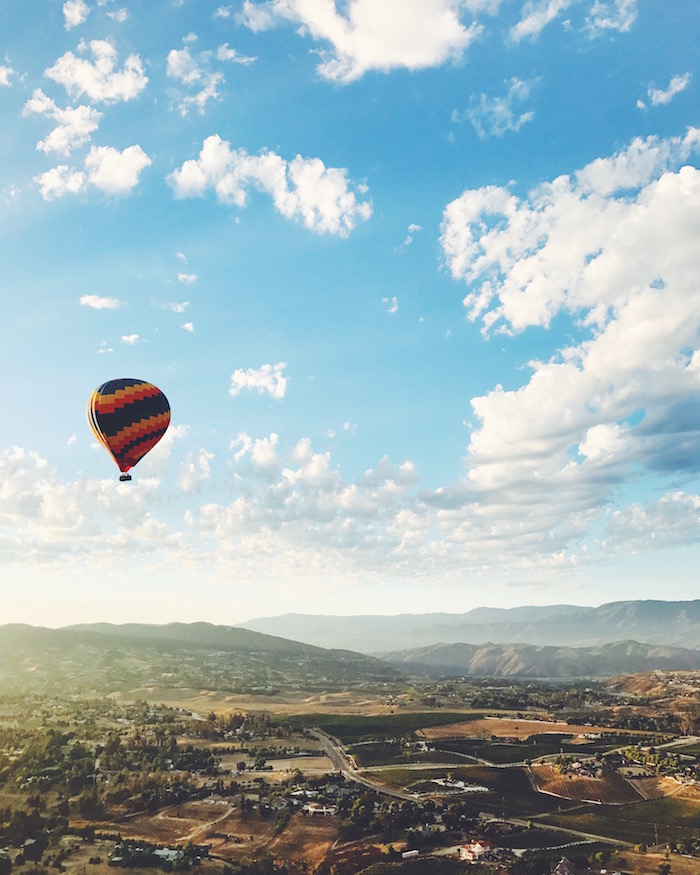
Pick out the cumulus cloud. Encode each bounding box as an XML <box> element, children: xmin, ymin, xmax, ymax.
<box><xmin>178</xmin><ymin>449</ymin><xmax>214</xmax><ymax>494</ymax></box>
<box><xmin>169</xmin><ymin>301</ymin><xmax>189</xmax><ymax>313</ymax></box>
<box><xmin>230</xmin><ymin>362</ymin><xmax>287</xmax><ymax>399</ymax></box>
<box><xmin>238</xmin><ymin>0</ymin><xmax>483</xmax><ymax>82</ymax></box>
<box><xmin>647</xmin><ymin>72</ymin><xmax>691</xmax><ymax>107</ymax></box>
<box><xmin>120</xmin><ymin>334</ymin><xmax>139</xmax><ymax>344</ymax></box>
<box><xmin>166</xmin><ymin>46</ymin><xmax>225</xmax><ymax>115</ymax></box>
<box><xmin>45</xmin><ymin>39</ymin><xmax>148</xmax><ymax>103</ymax></box>
<box><xmin>169</xmin><ymin>134</ymin><xmax>372</xmax><ymax>236</ymax></box>
<box><xmin>23</xmin><ymin>88</ymin><xmax>102</xmax><ymax>155</ymax></box>
<box><xmin>106</xmin><ymin>8</ymin><xmax>128</xmax><ymax>22</ymax></box>
<box><xmin>602</xmin><ymin>492</ymin><xmax>700</xmax><ymax>555</ymax></box>
<box><xmin>84</xmin><ymin>144</ymin><xmax>151</xmax><ymax>194</ymax></box>
<box><xmin>34</xmin><ymin>165</ymin><xmax>85</xmax><ymax>200</ymax></box>
<box><xmin>433</xmin><ymin>127</ymin><xmax>700</xmax><ymax>569</ymax></box>
<box><xmin>80</xmin><ymin>294</ymin><xmax>121</xmax><ymax>309</ymax></box>
<box><xmin>0</xmin><ymin>446</ymin><xmax>188</xmax><ymax>574</ymax></box>
<box><xmin>178</xmin><ymin>272</ymin><xmax>197</xmax><ymax>284</ymax></box>
<box><xmin>63</xmin><ymin>0</ymin><xmax>90</xmax><ymax>29</ymax></box>
<box><xmin>461</xmin><ymin>78</ymin><xmax>535</xmax><ymax>138</ymax></box>
<box><xmin>0</xmin><ymin>65</ymin><xmax>14</xmax><ymax>87</ymax></box>
<box><xmin>182</xmin><ymin>321</ymin><xmax>194</xmax><ymax>332</ymax></box>
<box><xmin>36</xmin><ymin>144</ymin><xmax>151</xmax><ymax>199</ymax></box>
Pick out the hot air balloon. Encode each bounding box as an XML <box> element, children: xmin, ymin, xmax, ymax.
<box><xmin>87</xmin><ymin>378</ymin><xmax>171</xmax><ymax>481</ymax></box>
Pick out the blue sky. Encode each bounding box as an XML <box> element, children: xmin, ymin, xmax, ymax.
<box><xmin>0</xmin><ymin>0</ymin><xmax>698</xmax><ymax>627</ymax></box>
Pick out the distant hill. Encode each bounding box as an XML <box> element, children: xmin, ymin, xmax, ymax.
<box><xmin>0</xmin><ymin>622</ymin><xmax>400</xmax><ymax>696</ymax></box>
<box><xmin>377</xmin><ymin>639</ymin><xmax>700</xmax><ymax>679</ymax></box>
<box><xmin>237</xmin><ymin>599</ymin><xmax>700</xmax><ymax>652</ymax></box>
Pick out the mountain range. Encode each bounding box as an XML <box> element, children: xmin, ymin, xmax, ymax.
<box><xmin>377</xmin><ymin>639</ymin><xmax>700</xmax><ymax>679</ymax></box>
<box><xmin>237</xmin><ymin>599</ymin><xmax>700</xmax><ymax>653</ymax></box>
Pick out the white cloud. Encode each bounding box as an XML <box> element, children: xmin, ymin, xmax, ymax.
<box><xmin>67</xmin><ymin>434</ymin><xmax>77</xmax><ymax>447</ymax></box>
<box><xmin>182</xmin><ymin>321</ymin><xmax>195</xmax><ymax>332</ymax></box>
<box><xmin>23</xmin><ymin>88</ymin><xmax>102</xmax><ymax>155</ymax></box>
<box><xmin>169</xmin><ymin>301</ymin><xmax>190</xmax><ymax>313</ymax></box>
<box><xmin>106</xmin><ymin>8</ymin><xmax>128</xmax><ymax>22</ymax></box>
<box><xmin>35</xmin><ymin>144</ymin><xmax>150</xmax><ymax>200</ymax></box>
<box><xmin>178</xmin><ymin>272</ymin><xmax>197</xmax><ymax>284</ymax></box>
<box><xmin>216</xmin><ymin>43</ymin><xmax>257</xmax><ymax>64</ymax></box>
<box><xmin>585</xmin><ymin>0</ymin><xmax>637</xmax><ymax>36</ymax></box>
<box><xmin>169</xmin><ymin>134</ymin><xmax>372</xmax><ymax>236</ymax></box>
<box><xmin>45</xmin><ymin>39</ymin><xmax>148</xmax><ymax>103</ymax></box>
<box><xmin>98</xmin><ymin>341</ymin><xmax>114</xmax><ymax>353</ymax></box>
<box><xmin>0</xmin><ymin>65</ymin><xmax>14</xmax><ymax>86</ymax></box>
<box><xmin>441</xmin><ymin>128</ymin><xmax>700</xmax><ymax>329</ymax></box>
<box><xmin>602</xmin><ymin>492</ymin><xmax>700</xmax><ymax>555</ymax></box>
<box><xmin>84</xmin><ymin>144</ymin><xmax>151</xmax><ymax>194</ymax></box>
<box><xmin>230</xmin><ymin>362</ymin><xmax>287</xmax><ymax>399</ymax></box>
<box><xmin>35</xmin><ymin>165</ymin><xmax>85</xmax><ymax>200</ymax></box>
<box><xmin>509</xmin><ymin>0</ymin><xmax>572</xmax><ymax>42</ymax></box>
<box><xmin>120</xmin><ymin>334</ymin><xmax>139</xmax><ymax>344</ymax></box>
<box><xmin>648</xmin><ymin>72</ymin><xmax>691</xmax><ymax>107</ymax></box>
<box><xmin>382</xmin><ymin>295</ymin><xmax>398</xmax><ymax>313</ymax></box>
<box><xmin>433</xmin><ymin>128</ymin><xmax>700</xmax><ymax>569</ymax></box>
<box><xmin>238</xmin><ymin>0</ymin><xmax>483</xmax><ymax>82</ymax></box>
<box><xmin>214</xmin><ymin>5</ymin><xmax>233</xmax><ymax>17</ymax></box>
<box><xmin>178</xmin><ymin>449</ymin><xmax>214</xmax><ymax>494</ymax></box>
<box><xmin>463</xmin><ymin>77</ymin><xmax>535</xmax><ymax>139</ymax></box>
<box><xmin>80</xmin><ymin>294</ymin><xmax>122</xmax><ymax>309</ymax></box>
<box><xmin>63</xmin><ymin>0</ymin><xmax>90</xmax><ymax>29</ymax></box>
<box><xmin>396</xmin><ymin>223</ymin><xmax>422</xmax><ymax>250</ymax></box>
<box><xmin>166</xmin><ymin>46</ymin><xmax>225</xmax><ymax>115</ymax></box>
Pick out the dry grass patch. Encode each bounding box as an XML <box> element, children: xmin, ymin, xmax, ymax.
<box><xmin>265</xmin><ymin>812</ymin><xmax>337</xmax><ymax>870</ymax></box>
<box><xmin>420</xmin><ymin>716</ymin><xmax>644</xmax><ymax>741</ymax></box>
<box><xmin>631</xmin><ymin>776</ymin><xmax>682</xmax><ymax>800</ymax></box>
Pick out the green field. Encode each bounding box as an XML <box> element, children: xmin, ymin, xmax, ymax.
<box><xmin>496</xmin><ymin>828</ymin><xmax>598</xmax><ymax>849</ymax></box>
<box><xmin>348</xmin><ymin>742</ymin><xmax>469</xmax><ymax>767</ymax></box>
<box><xmin>276</xmin><ymin>711</ymin><xmax>483</xmax><ymax>741</ymax></box>
<box><xmin>540</xmin><ymin>792</ymin><xmax>700</xmax><ymax>845</ymax></box>
<box><xmin>433</xmin><ymin>733</ymin><xmax>648</xmax><ymax>765</ymax></box>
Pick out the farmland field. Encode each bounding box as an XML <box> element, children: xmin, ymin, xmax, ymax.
<box><xmin>278</xmin><ymin>711</ymin><xmax>484</xmax><ymax>740</ymax></box>
<box><xmin>530</xmin><ymin>764</ymin><xmax>642</xmax><ymax>803</ymax></box>
<box><xmin>420</xmin><ymin>716</ymin><xmax>655</xmax><ymax>742</ymax></box>
<box><xmin>363</xmin><ymin>764</ymin><xmax>575</xmax><ymax>816</ymax></box>
<box><xmin>540</xmin><ymin>786</ymin><xmax>700</xmax><ymax>845</ymax></box>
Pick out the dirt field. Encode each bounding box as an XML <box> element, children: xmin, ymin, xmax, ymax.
<box><xmin>219</xmin><ymin>752</ymin><xmax>335</xmax><ymax>780</ymax></box>
<box><xmin>265</xmin><ymin>812</ymin><xmax>338</xmax><ymax>870</ymax></box>
<box><xmin>530</xmin><ymin>763</ymin><xmax>642</xmax><ymax>804</ymax></box>
<box><xmin>419</xmin><ymin>715</ymin><xmax>643</xmax><ymax>741</ymax></box>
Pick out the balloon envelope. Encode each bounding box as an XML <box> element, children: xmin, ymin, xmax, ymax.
<box><xmin>87</xmin><ymin>378</ymin><xmax>170</xmax><ymax>475</ymax></box>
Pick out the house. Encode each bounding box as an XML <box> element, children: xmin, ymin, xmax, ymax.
<box><xmin>553</xmin><ymin>858</ymin><xmax>576</xmax><ymax>875</ymax></box>
<box><xmin>459</xmin><ymin>839</ymin><xmax>492</xmax><ymax>862</ymax></box>
<box><xmin>302</xmin><ymin>802</ymin><xmax>338</xmax><ymax>816</ymax></box>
